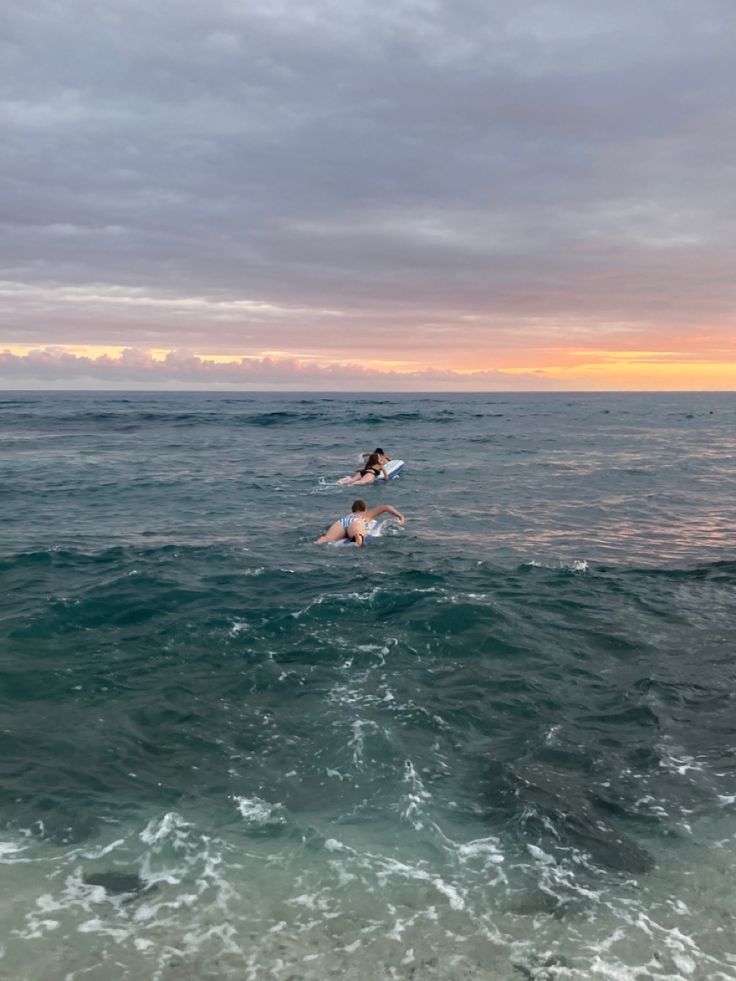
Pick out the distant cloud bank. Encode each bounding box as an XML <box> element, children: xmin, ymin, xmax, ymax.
<box><xmin>0</xmin><ymin>347</ymin><xmax>556</xmax><ymax>391</ymax></box>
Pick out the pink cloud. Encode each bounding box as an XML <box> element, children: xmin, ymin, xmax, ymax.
<box><xmin>0</xmin><ymin>347</ymin><xmax>559</xmax><ymax>391</ymax></box>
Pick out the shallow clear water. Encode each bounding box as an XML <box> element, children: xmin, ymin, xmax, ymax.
<box><xmin>1</xmin><ymin>391</ymin><xmax>736</xmax><ymax>980</ymax></box>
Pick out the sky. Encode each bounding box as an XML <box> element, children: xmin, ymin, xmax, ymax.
<box><xmin>1</xmin><ymin>0</ymin><xmax>734</xmax><ymax>390</ymax></box>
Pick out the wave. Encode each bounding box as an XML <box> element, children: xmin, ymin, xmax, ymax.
<box><xmin>481</xmin><ymin>760</ymin><xmax>655</xmax><ymax>874</ymax></box>
<box><xmin>0</xmin><ymin>399</ymin><xmax>530</xmax><ymax>432</ymax></box>
<box><xmin>0</xmin><ymin>408</ymin><xmax>331</xmax><ymax>429</ymax></box>
<box><xmin>620</xmin><ymin>559</ymin><xmax>736</xmax><ymax>582</ymax></box>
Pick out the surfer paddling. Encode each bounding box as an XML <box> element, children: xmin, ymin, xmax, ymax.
<box><xmin>315</xmin><ymin>499</ymin><xmax>405</xmax><ymax>547</ymax></box>
<box><xmin>339</xmin><ymin>449</ymin><xmax>390</xmax><ymax>486</ymax></box>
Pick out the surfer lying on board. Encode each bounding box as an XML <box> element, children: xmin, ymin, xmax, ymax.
<box><xmin>339</xmin><ymin>450</ymin><xmax>389</xmax><ymax>485</ymax></box>
<box><xmin>315</xmin><ymin>499</ymin><xmax>405</xmax><ymax>547</ymax></box>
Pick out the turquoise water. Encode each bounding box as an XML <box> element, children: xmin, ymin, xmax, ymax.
<box><xmin>1</xmin><ymin>391</ymin><xmax>736</xmax><ymax>980</ymax></box>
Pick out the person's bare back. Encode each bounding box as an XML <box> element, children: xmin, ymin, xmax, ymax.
<box><xmin>315</xmin><ymin>500</ymin><xmax>405</xmax><ymax>546</ymax></box>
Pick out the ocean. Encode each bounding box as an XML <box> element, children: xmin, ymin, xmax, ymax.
<box><xmin>1</xmin><ymin>390</ymin><xmax>735</xmax><ymax>981</ymax></box>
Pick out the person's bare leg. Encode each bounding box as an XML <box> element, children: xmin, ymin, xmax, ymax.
<box><xmin>349</xmin><ymin>518</ymin><xmax>368</xmax><ymax>546</ymax></box>
<box><xmin>315</xmin><ymin>520</ymin><xmax>347</xmax><ymax>544</ymax></box>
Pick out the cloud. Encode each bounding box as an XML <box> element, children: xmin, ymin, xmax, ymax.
<box><xmin>1</xmin><ymin>0</ymin><xmax>734</xmax><ymax>380</ymax></box>
<box><xmin>0</xmin><ymin>346</ymin><xmax>558</xmax><ymax>391</ymax></box>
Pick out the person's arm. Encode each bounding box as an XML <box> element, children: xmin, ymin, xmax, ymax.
<box><xmin>365</xmin><ymin>504</ymin><xmax>405</xmax><ymax>525</ymax></box>
<box><xmin>381</xmin><ymin>466</ymin><xmax>389</xmax><ymax>481</ymax></box>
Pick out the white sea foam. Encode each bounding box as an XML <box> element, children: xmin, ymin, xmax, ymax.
<box><xmin>527</xmin><ymin>843</ymin><xmax>556</xmax><ymax>865</ymax></box>
<box><xmin>0</xmin><ymin>842</ymin><xmax>28</xmax><ymax>862</ymax></box>
<box><xmin>2</xmin><ymin>801</ymin><xmax>736</xmax><ymax>981</ymax></box>
<box><xmin>399</xmin><ymin>759</ymin><xmax>433</xmax><ymax>829</ymax></box>
<box><xmin>139</xmin><ymin>811</ymin><xmax>191</xmax><ymax>847</ymax></box>
<box><xmin>80</xmin><ymin>838</ymin><xmax>127</xmax><ymax>859</ymax></box>
<box><xmin>349</xmin><ymin>718</ymin><xmax>376</xmax><ymax>766</ymax></box>
<box><xmin>232</xmin><ymin>795</ymin><xmax>285</xmax><ymax>826</ymax></box>
<box><xmin>658</xmin><ymin>745</ymin><xmax>707</xmax><ymax>776</ymax></box>
<box><xmin>290</xmin><ymin>586</ymin><xmax>381</xmax><ymax>618</ymax></box>
<box><xmin>522</xmin><ymin>558</ymin><xmax>589</xmax><ymax>572</ymax></box>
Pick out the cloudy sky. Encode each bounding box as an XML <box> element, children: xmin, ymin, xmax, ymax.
<box><xmin>1</xmin><ymin>0</ymin><xmax>734</xmax><ymax>389</ymax></box>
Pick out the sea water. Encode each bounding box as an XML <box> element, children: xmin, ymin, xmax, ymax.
<box><xmin>1</xmin><ymin>391</ymin><xmax>735</xmax><ymax>980</ymax></box>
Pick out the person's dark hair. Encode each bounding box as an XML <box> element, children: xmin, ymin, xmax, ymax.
<box><xmin>365</xmin><ymin>451</ymin><xmax>381</xmax><ymax>467</ymax></box>
<box><xmin>374</xmin><ymin>447</ymin><xmax>384</xmax><ymax>455</ymax></box>
<box><xmin>351</xmin><ymin>499</ymin><xmax>368</xmax><ymax>512</ymax></box>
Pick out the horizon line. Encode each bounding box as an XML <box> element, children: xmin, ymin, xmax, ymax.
<box><xmin>1</xmin><ymin>388</ymin><xmax>734</xmax><ymax>396</ymax></box>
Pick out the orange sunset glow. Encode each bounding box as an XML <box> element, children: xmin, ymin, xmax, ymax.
<box><xmin>3</xmin><ymin>338</ymin><xmax>734</xmax><ymax>390</ymax></box>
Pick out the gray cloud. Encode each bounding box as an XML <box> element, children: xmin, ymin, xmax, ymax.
<box><xmin>1</xmin><ymin>0</ymin><xmax>734</xmax><ymax>357</ymax></box>
<box><xmin>0</xmin><ymin>346</ymin><xmax>559</xmax><ymax>391</ymax></box>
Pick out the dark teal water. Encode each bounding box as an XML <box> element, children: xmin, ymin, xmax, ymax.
<box><xmin>1</xmin><ymin>391</ymin><xmax>736</xmax><ymax>980</ymax></box>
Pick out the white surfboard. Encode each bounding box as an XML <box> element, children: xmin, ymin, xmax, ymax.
<box><xmin>384</xmin><ymin>459</ymin><xmax>405</xmax><ymax>479</ymax></box>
